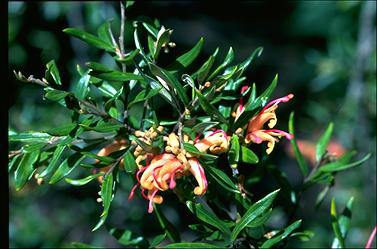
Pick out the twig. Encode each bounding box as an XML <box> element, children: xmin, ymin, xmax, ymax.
<box><xmin>119</xmin><ymin>1</ymin><xmax>126</xmax><ymax>73</ymax></box>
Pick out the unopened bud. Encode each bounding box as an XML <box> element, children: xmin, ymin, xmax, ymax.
<box><xmin>157</xmin><ymin>126</ymin><xmax>164</xmax><ymax>133</ymax></box>
<box><xmin>37</xmin><ymin>178</ymin><xmax>44</xmax><ymax>185</ymax></box>
<box><xmin>96</xmin><ymin>198</ymin><xmax>102</xmax><ymax>203</ymax></box>
<box><xmin>204</xmin><ymin>81</ymin><xmax>211</xmax><ymax>88</ymax></box>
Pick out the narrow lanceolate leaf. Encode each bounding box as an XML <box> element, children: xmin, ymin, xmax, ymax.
<box><xmin>49</xmin><ymin>153</ymin><xmax>85</xmax><ymax>184</ymax></box>
<box><xmin>80</xmin><ymin>152</ymin><xmax>115</xmax><ymax>164</ymax></box>
<box><xmin>332</xmin><ymin>196</ymin><xmax>354</xmax><ymax>248</ymax></box>
<box><xmin>86</xmin><ymin>62</ymin><xmax>113</xmax><ymax>72</ymax></box>
<box><xmin>195</xmin><ymin>90</ymin><xmax>229</xmax><ymax>125</ymax></box>
<box><xmin>316</xmin><ymin>122</ymin><xmax>334</xmax><ymax>162</ymax></box>
<box><xmin>167</xmin><ymin>37</ymin><xmax>204</xmax><ymax>72</ymax></box>
<box><xmin>70</xmin><ymin>242</ymin><xmax>102</xmax><ymax>248</ymax></box>
<box><xmin>114</xmin><ymin>49</ymin><xmax>140</xmax><ymax>64</ymax></box>
<box><xmin>154</xmin><ymin>26</ymin><xmax>172</xmax><ymax>60</ymax></box>
<box><xmin>39</xmin><ymin>145</ymin><xmax>66</xmax><ymax>178</ymax></box>
<box><xmin>128</xmin><ymin>87</ymin><xmax>162</xmax><ymax>107</ymax></box>
<box><xmin>79</xmin><ymin>123</ymin><xmax>123</xmax><ymax>133</ymax></box>
<box><xmin>92</xmin><ymin>172</ymin><xmax>115</xmax><ymax>231</ymax></box>
<box><xmin>260</xmin><ymin>220</ymin><xmax>302</xmax><ymax>248</ymax></box>
<box><xmin>149</xmin><ymin>233</ymin><xmax>166</xmax><ymax>248</ymax></box>
<box><xmin>149</xmin><ymin>63</ymin><xmax>189</xmax><ymax>107</ymax></box>
<box><xmin>142</xmin><ymin>22</ymin><xmax>159</xmax><ymax>38</ymax></box>
<box><xmin>44</xmin><ymin>88</ymin><xmax>70</xmax><ymax>102</ymax></box>
<box><xmin>232</xmin><ymin>74</ymin><xmax>278</xmax><ymax>131</ymax></box>
<box><xmin>186</xmin><ymin>201</ymin><xmax>231</xmax><ymax>239</ymax></box>
<box><xmin>191</xmin><ymin>121</ymin><xmax>219</xmax><ymax>134</ymax></box>
<box><xmin>231</xmin><ymin>189</ymin><xmax>280</xmax><ymax>241</ymax></box>
<box><xmin>89</xmin><ymin>70</ymin><xmax>143</xmax><ymax>82</ymax></box>
<box><xmin>319</xmin><ymin>153</ymin><xmax>371</xmax><ymax>173</ymax></box>
<box><xmin>15</xmin><ymin>151</ymin><xmax>40</xmax><ymax>191</ymax></box>
<box><xmin>163</xmin><ymin>242</ymin><xmax>221</xmax><ymax>248</ymax></box>
<box><xmin>9</xmin><ymin>154</ymin><xmax>22</xmax><ymax>172</ymax></box>
<box><xmin>228</xmin><ymin>135</ymin><xmax>240</xmax><ymax>168</ymax></box>
<box><xmin>208</xmin><ymin>47</ymin><xmax>234</xmax><ymax>81</ymax></box>
<box><xmin>183</xmin><ymin>143</ymin><xmax>218</xmax><ymax>160</ymax></box>
<box><xmin>247</xmin><ymin>208</ymin><xmax>273</xmax><ymax>228</ymax></box>
<box><xmin>193</xmin><ymin>54</ymin><xmax>215</xmax><ymax>84</ymax></box>
<box><xmin>44</xmin><ymin>123</ymin><xmax>77</xmax><ymax>136</ymax></box>
<box><xmin>65</xmin><ymin>173</ymin><xmax>104</xmax><ymax>186</ymax></box>
<box><xmin>241</xmin><ymin>146</ymin><xmax>259</xmax><ymax>164</ymax></box>
<box><xmin>74</xmin><ymin>72</ymin><xmax>90</xmax><ymax>100</ymax></box>
<box><xmin>45</xmin><ymin>60</ymin><xmax>62</xmax><ymax>85</ymax></box>
<box><xmin>9</xmin><ymin>131</ymin><xmax>51</xmax><ymax>143</ymax></box>
<box><xmin>154</xmin><ymin>205</ymin><xmax>181</xmax><ymax>243</ymax></box>
<box><xmin>206</xmin><ymin>165</ymin><xmax>240</xmax><ymax>193</ymax></box>
<box><xmin>123</xmin><ymin>150</ymin><xmax>137</xmax><ymax>174</ymax></box>
<box><xmin>63</xmin><ymin>28</ymin><xmax>114</xmax><ymax>51</ymax></box>
<box><xmin>235</xmin><ymin>47</ymin><xmax>263</xmax><ymax>79</ymax></box>
<box><xmin>288</xmin><ymin>112</ymin><xmax>309</xmax><ymax>177</ymax></box>
<box><xmin>108</xmin><ymin>228</ymin><xmax>146</xmax><ymax>246</ymax></box>
<box><xmin>331</xmin><ymin>198</ymin><xmax>345</xmax><ymax>248</ymax></box>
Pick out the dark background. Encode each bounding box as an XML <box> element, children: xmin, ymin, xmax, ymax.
<box><xmin>8</xmin><ymin>1</ymin><xmax>376</xmax><ymax>248</ymax></box>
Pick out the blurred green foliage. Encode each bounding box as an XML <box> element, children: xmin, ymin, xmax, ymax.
<box><xmin>8</xmin><ymin>1</ymin><xmax>375</xmax><ymax>248</ymax></box>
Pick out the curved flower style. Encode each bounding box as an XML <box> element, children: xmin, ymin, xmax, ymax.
<box><xmin>194</xmin><ymin>129</ymin><xmax>230</xmax><ymax>154</ymax></box>
<box><xmin>128</xmin><ymin>153</ymin><xmax>208</xmax><ymax>213</ymax></box>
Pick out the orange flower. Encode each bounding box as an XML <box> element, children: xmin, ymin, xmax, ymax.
<box><xmin>128</xmin><ymin>153</ymin><xmax>208</xmax><ymax>213</ymax></box>
<box><xmin>194</xmin><ymin>129</ymin><xmax>230</xmax><ymax>154</ymax></box>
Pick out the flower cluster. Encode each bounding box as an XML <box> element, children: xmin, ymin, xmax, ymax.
<box><xmin>95</xmin><ymin>85</ymin><xmax>294</xmax><ymax>213</ymax></box>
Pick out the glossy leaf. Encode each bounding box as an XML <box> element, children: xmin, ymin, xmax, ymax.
<box><xmin>247</xmin><ymin>208</ymin><xmax>273</xmax><ymax>228</ymax></box>
<box><xmin>228</xmin><ymin>135</ymin><xmax>240</xmax><ymax>168</ymax></box>
<box><xmin>114</xmin><ymin>49</ymin><xmax>140</xmax><ymax>64</ymax></box>
<box><xmin>241</xmin><ymin>146</ymin><xmax>259</xmax><ymax>164</ymax></box>
<box><xmin>163</xmin><ymin>242</ymin><xmax>221</xmax><ymax>248</ymax></box>
<box><xmin>154</xmin><ymin>205</ymin><xmax>181</xmax><ymax>243</ymax></box>
<box><xmin>81</xmin><ymin>152</ymin><xmax>115</xmax><ymax>164</ymax></box>
<box><xmin>65</xmin><ymin>173</ymin><xmax>104</xmax><ymax>186</ymax></box>
<box><xmin>167</xmin><ymin>37</ymin><xmax>204</xmax><ymax>72</ymax></box>
<box><xmin>149</xmin><ymin>63</ymin><xmax>189</xmax><ymax>107</ymax></box>
<box><xmin>79</xmin><ymin>123</ymin><xmax>123</xmax><ymax>133</ymax></box>
<box><xmin>316</xmin><ymin>122</ymin><xmax>334</xmax><ymax>162</ymax></box>
<box><xmin>260</xmin><ymin>220</ymin><xmax>302</xmax><ymax>248</ymax></box>
<box><xmin>123</xmin><ymin>150</ymin><xmax>137</xmax><ymax>174</ymax></box>
<box><xmin>332</xmin><ymin>196</ymin><xmax>354</xmax><ymax>248</ymax></box>
<box><xmin>142</xmin><ymin>74</ymin><xmax>175</xmax><ymax>108</ymax></box>
<box><xmin>89</xmin><ymin>70</ymin><xmax>143</xmax><ymax>82</ymax></box>
<box><xmin>70</xmin><ymin>242</ymin><xmax>102</xmax><ymax>248</ymax></box>
<box><xmin>195</xmin><ymin>90</ymin><xmax>229</xmax><ymax>125</ymax></box>
<box><xmin>44</xmin><ymin>123</ymin><xmax>77</xmax><ymax>136</ymax></box>
<box><xmin>128</xmin><ymin>87</ymin><xmax>162</xmax><ymax>107</ymax></box>
<box><xmin>109</xmin><ymin>228</ymin><xmax>146</xmax><ymax>246</ymax></box>
<box><xmin>235</xmin><ymin>47</ymin><xmax>263</xmax><ymax>79</ymax></box>
<box><xmin>149</xmin><ymin>233</ymin><xmax>166</xmax><ymax>248</ymax></box>
<box><xmin>142</xmin><ymin>22</ymin><xmax>159</xmax><ymax>38</ymax></box>
<box><xmin>9</xmin><ymin>131</ymin><xmax>51</xmax><ymax>143</ymax></box>
<box><xmin>330</xmin><ymin>198</ymin><xmax>345</xmax><ymax>248</ymax></box>
<box><xmin>288</xmin><ymin>112</ymin><xmax>309</xmax><ymax>176</ymax></box>
<box><xmin>97</xmin><ymin>20</ymin><xmax>113</xmax><ymax>45</ymax></box>
<box><xmin>193</xmin><ymin>54</ymin><xmax>215</xmax><ymax>84</ymax></box>
<box><xmin>191</xmin><ymin>121</ymin><xmax>219</xmax><ymax>134</ymax></box>
<box><xmin>15</xmin><ymin>151</ymin><xmax>40</xmax><ymax>191</ymax></box>
<box><xmin>231</xmin><ymin>189</ymin><xmax>280</xmax><ymax>241</ymax></box>
<box><xmin>39</xmin><ymin>145</ymin><xmax>66</xmax><ymax>178</ymax></box>
<box><xmin>86</xmin><ymin>62</ymin><xmax>113</xmax><ymax>72</ymax></box>
<box><xmin>63</xmin><ymin>28</ymin><xmax>114</xmax><ymax>51</ymax></box>
<box><xmin>45</xmin><ymin>60</ymin><xmax>62</xmax><ymax>85</ymax></box>
<box><xmin>208</xmin><ymin>47</ymin><xmax>234</xmax><ymax>81</ymax></box>
<box><xmin>9</xmin><ymin>154</ymin><xmax>21</xmax><ymax>172</ymax></box>
<box><xmin>49</xmin><ymin>153</ymin><xmax>85</xmax><ymax>184</ymax></box>
<box><xmin>154</xmin><ymin>26</ymin><xmax>172</xmax><ymax>60</ymax></box>
<box><xmin>44</xmin><ymin>87</ymin><xmax>70</xmax><ymax>101</ymax></box>
<box><xmin>206</xmin><ymin>165</ymin><xmax>240</xmax><ymax>193</ymax></box>
<box><xmin>319</xmin><ymin>152</ymin><xmax>371</xmax><ymax>172</ymax></box>
<box><xmin>186</xmin><ymin>201</ymin><xmax>231</xmax><ymax>241</ymax></box>
<box><xmin>183</xmin><ymin>143</ymin><xmax>218</xmax><ymax>160</ymax></box>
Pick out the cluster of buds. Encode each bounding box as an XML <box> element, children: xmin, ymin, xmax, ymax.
<box><xmin>132</xmin><ymin>126</ymin><xmax>164</xmax><ymax>169</ymax></box>
<box><xmin>232</xmin><ymin>86</ymin><xmax>294</xmax><ymax>154</ymax></box>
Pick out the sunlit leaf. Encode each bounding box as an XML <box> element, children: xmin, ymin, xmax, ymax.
<box><xmin>316</xmin><ymin>122</ymin><xmax>334</xmax><ymax>162</ymax></box>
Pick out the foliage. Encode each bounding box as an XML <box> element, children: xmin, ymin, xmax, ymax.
<box><xmin>9</xmin><ymin>1</ymin><xmax>374</xmax><ymax>248</ymax></box>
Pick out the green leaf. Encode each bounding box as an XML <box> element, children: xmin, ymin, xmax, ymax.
<box><xmin>288</xmin><ymin>112</ymin><xmax>309</xmax><ymax>176</ymax></box>
<box><xmin>206</xmin><ymin>165</ymin><xmax>240</xmax><ymax>193</ymax></box>
<box><xmin>319</xmin><ymin>152</ymin><xmax>370</xmax><ymax>173</ymax></box>
<box><xmin>154</xmin><ymin>26</ymin><xmax>172</xmax><ymax>60</ymax></box>
<box><xmin>142</xmin><ymin>74</ymin><xmax>176</xmax><ymax>108</ymax></box>
<box><xmin>232</xmin><ymin>74</ymin><xmax>278</xmax><ymax>131</ymax></box>
<box><xmin>235</xmin><ymin>47</ymin><xmax>263</xmax><ymax>79</ymax></box>
<box><xmin>330</xmin><ymin>198</ymin><xmax>345</xmax><ymax>248</ymax></box>
<box><xmin>191</xmin><ymin>121</ymin><xmax>219</xmax><ymax>134</ymax></box>
<box><xmin>148</xmin><ymin>35</ymin><xmax>156</xmax><ymax>58</ymax></box>
<box><xmin>109</xmin><ymin>228</ymin><xmax>146</xmax><ymax>246</ymax></box>
<box><xmin>97</xmin><ymin>20</ymin><xmax>113</xmax><ymax>45</ymax></box>
<box><xmin>22</xmin><ymin>143</ymin><xmax>46</xmax><ymax>153</ymax></box>
<box><xmin>49</xmin><ymin>153</ymin><xmax>85</xmax><ymax>184</ymax></box>
<box><xmin>186</xmin><ymin>201</ymin><xmax>231</xmax><ymax>240</ymax></box>
<box><xmin>167</xmin><ymin>37</ymin><xmax>204</xmax><ymax>72</ymax></box>
<box><xmin>44</xmin><ymin>87</ymin><xmax>70</xmax><ymax>101</ymax></box>
<box><xmin>45</xmin><ymin>60</ymin><xmax>62</xmax><ymax>85</ymax></box>
<box><xmin>70</xmin><ymin>242</ymin><xmax>102</xmax><ymax>248</ymax></box>
<box><xmin>89</xmin><ymin>70</ymin><xmax>143</xmax><ymax>82</ymax></box>
<box><xmin>260</xmin><ymin>220</ymin><xmax>302</xmax><ymax>248</ymax></box>
<box><xmin>79</xmin><ymin>123</ymin><xmax>123</xmax><ymax>133</ymax></box>
<box><xmin>39</xmin><ymin>145</ymin><xmax>66</xmax><ymax>178</ymax></box>
<box><xmin>228</xmin><ymin>135</ymin><xmax>240</xmax><ymax>169</ymax></box>
<box><xmin>133</xmin><ymin>25</ymin><xmax>148</xmax><ymax>61</ymax></box>
<box><xmin>332</xmin><ymin>196</ymin><xmax>354</xmax><ymax>248</ymax></box>
<box><xmin>195</xmin><ymin>90</ymin><xmax>229</xmax><ymax>125</ymax></box>
<box><xmin>316</xmin><ymin>122</ymin><xmax>334</xmax><ymax>162</ymax></box>
<box><xmin>266</xmin><ymin>165</ymin><xmax>295</xmax><ymax>204</ymax></box>
<box><xmin>9</xmin><ymin>154</ymin><xmax>22</xmax><ymax>172</ymax></box>
<box><xmin>129</xmin><ymin>134</ymin><xmax>159</xmax><ymax>154</ymax></box>
<box><xmin>183</xmin><ymin>143</ymin><xmax>218</xmax><ymax>160</ymax></box>
<box><xmin>65</xmin><ymin>173</ymin><xmax>104</xmax><ymax>186</ymax></box>
<box><xmin>241</xmin><ymin>146</ymin><xmax>259</xmax><ymax>164</ymax></box>
<box><xmin>44</xmin><ymin>123</ymin><xmax>77</xmax><ymax>136</ymax></box>
<box><xmin>149</xmin><ymin>233</ymin><xmax>166</xmax><ymax>248</ymax></box>
<box><xmin>208</xmin><ymin>47</ymin><xmax>234</xmax><ymax>81</ymax></box>
<box><xmin>14</xmin><ymin>151</ymin><xmax>40</xmax><ymax>191</ymax></box>
<box><xmin>231</xmin><ymin>189</ymin><xmax>280</xmax><ymax>241</ymax></box>
<box><xmin>154</xmin><ymin>205</ymin><xmax>181</xmax><ymax>243</ymax></box>
<box><xmin>93</xmin><ymin>172</ymin><xmax>115</xmax><ymax>231</ymax></box>
<box><xmin>247</xmin><ymin>208</ymin><xmax>273</xmax><ymax>228</ymax></box>
<box><xmin>81</xmin><ymin>152</ymin><xmax>115</xmax><ymax>164</ymax></box>
<box><xmin>163</xmin><ymin>242</ymin><xmax>221</xmax><ymax>248</ymax></box>
<box><xmin>9</xmin><ymin>131</ymin><xmax>52</xmax><ymax>143</ymax></box>
<box><xmin>125</xmin><ymin>1</ymin><xmax>135</xmax><ymax>8</ymax></box>
<box><xmin>142</xmin><ymin>22</ymin><xmax>159</xmax><ymax>38</ymax></box>
<box><xmin>315</xmin><ymin>185</ymin><xmax>330</xmax><ymax>209</ymax></box>
<box><xmin>192</xmin><ymin>49</ymin><xmax>218</xmax><ymax>83</ymax></box>
<box><xmin>86</xmin><ymin>62</ymin><xmax>113</xmax><ymax>72</ymax></box>
<box><xmin>128</xmin><ymin>87</ymin><xmax>162</xmax><ymax>107</ymax></box>
<box><xmin>149</xmin><ymin>63</ymin><xmax>189</xmax><ymax>107</ymax></box>
<box><xmin>63</xmin><ymin>28</ymin><xmax>114</xmax><ymax>51</ymax></box>
<box><xmin>123</xmin><ymin>150</ymin><xmax>137</xmax><ymax>174</ymax></box>
<box><xmin>114</xmin><ymin>49</ymin><xmax>140</xmax><ymax>64</ymax></box>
